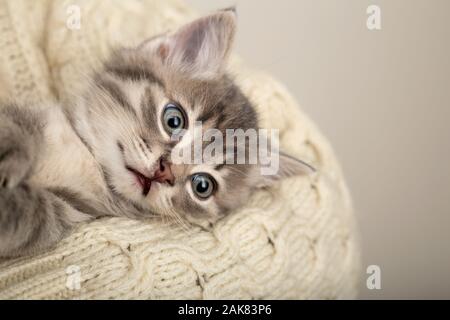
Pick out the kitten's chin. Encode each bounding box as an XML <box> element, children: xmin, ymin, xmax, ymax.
<box><xmin>116</xmin><ymin>175</ymin><xmax>162</xmax><ymax>210</ymax></box>
<box><xmin>108</xmin><ymin>170</ymin><xmax>153</xmax><ymax>209</ymax></box>
<box><xmin>125</xmin><ymin>166</ymin><xmax>152</xmax><ymax>196</ymax></box>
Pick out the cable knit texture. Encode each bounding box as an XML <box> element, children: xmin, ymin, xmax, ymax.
<box><xmin>0</xmin><ymin>0</ymin><xmax>360</xmax><ymax>299</ymax></box>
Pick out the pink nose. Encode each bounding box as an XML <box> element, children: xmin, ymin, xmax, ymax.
<box><xmin>153</xmin><ymin>159</ymin><xmax>175</xmax><ymax>185</ymax></box>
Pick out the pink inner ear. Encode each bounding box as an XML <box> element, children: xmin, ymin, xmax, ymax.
<box><xmin>157</xmin><ymin>43</ymin><xmax>169</xmax><ymax>61</ymax></box>
<box><xmin>151</xmin><ymin>11</ymin><xmax>236</xmax><ymax>79</ymax></box>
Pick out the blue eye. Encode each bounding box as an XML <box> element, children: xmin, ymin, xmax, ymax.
<box><xmin>162</xmin><ymin>103</ymin><xmax>186</xmax><ymax>134</ymax></box>
<box><xmin>191</xmin><ymin>173</ymin><xmax>216</xmax><ymax>199</ymax></box>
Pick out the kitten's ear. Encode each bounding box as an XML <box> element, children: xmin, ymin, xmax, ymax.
<box><xmin>144</xmin><ymin>8</ymin><xmax>237</xmax><ymax>79</ymax></box>
<box><xmin>257</xmin><ymin>152</ymin><xmax>316</xmax><ymax>188</ymax></box>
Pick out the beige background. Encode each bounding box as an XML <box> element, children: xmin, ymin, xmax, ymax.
<box><xmin>187</xmin><ymin>0</ymin><xmax>450</xmax><ymax>299</ymax></box>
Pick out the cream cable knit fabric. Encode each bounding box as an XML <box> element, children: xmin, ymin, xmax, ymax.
<box><xmin>0</xmin><ymin>0</ymin><xmax>360</xmax><ymax>299</ymax></box>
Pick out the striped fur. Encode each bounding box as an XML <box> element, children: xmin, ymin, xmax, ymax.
<box><xmin>0</xmin><ymin>9</ymin><xmax>311</xmax><ymax>257</ymax></box>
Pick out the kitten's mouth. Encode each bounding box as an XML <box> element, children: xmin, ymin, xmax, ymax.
<box><xmin>126</xmin><ymin>166</ymin><xmax>152</xmax><ymax>196</ymax></box>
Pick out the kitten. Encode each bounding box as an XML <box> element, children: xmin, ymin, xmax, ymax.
<box><xmin>0</xmin><ymin>9</ymin><xmax>313</xmax><ymax>257</ymax></box>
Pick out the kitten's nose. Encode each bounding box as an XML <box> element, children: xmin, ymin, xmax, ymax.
<box><xmin>153</xmin><ymin>159</ymin><xmax>175</xmax><ymax>186</ymax></box>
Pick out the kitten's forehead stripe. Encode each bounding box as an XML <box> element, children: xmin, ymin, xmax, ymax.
<box><xmin>214</xmin><ymin>163</ymin><xmax>226</xmax><ymax>171</ymax></box>
<box><xmin>103</xmin><ymin>48</ymin><xmax>165</xmax><ymax>87</ymax></box>
<box><xmin>197</xmin><ymin>104</ymin><xmax>221</xmax><ymax>123</ymax></box>
<box><xmin>141</xmin><ymin>86</ymin><xmax>159</xmax><ymax>133</ymax></box>
<box><xmin>105</xmin><ymin>65</ymin><xmax>164</xmax><ymax>87</ymax></box>
<box><xmin>96</xmin><ymin>77</ymin><xmax>137</xmax><ymax>118</ymax></box>
<box><xmin>190</xmin><ymin>77</ymin><xmax>257</xmax><ymax>135</ymax></box>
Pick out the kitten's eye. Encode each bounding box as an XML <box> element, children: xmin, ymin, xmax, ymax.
<box><xmin>191</xmin><ymin>173</ymin><xmax>216</xmax><ymax>199</ymax></box>
<box><xmin>162</xmin><ymin>103</ymin><xmax>186</xmax><ymax>134</ymax></box>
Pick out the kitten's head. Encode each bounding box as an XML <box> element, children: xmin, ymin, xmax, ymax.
<box><xmin>73</xmin><ymin>9</ymin><xmax>313</xmax><ymax>224</ymax></box>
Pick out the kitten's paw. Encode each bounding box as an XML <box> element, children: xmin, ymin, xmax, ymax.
<box><xmin>0</xmin><ymin>144</ymin><xmax>31</xmax><ymax>189</ymax></box>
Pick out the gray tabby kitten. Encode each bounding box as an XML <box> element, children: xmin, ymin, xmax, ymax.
<box><xmin>0</xmin><ymin>9</ymin><xmax>312</xmax><ymax>257</ymax></box>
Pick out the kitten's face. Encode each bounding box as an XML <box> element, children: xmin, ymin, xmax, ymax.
<box><xmin>73</xmin><ymin>9</ymin><xmax>312</xmax><ymax>224</ymax></box>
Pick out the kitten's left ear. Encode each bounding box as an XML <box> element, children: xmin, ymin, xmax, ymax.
<box><xmin>144</xmin><ymin>8</ymin><xmax>237</xmax><ymax>80</ymax></box>
<box><xmin>257</xmin><ymin>152</ymin><xmax>316</xmax><ymax>188</ymax></box>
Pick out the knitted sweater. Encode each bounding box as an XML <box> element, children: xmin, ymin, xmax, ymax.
<box><xmin>0</xmin><ymin>0</ymin><xmax>360</xmax><ymax>299</ymax></box>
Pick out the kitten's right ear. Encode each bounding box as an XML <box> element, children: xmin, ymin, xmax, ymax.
<box><xmin>141</xmin><ymin>8</ymin><xmax>237</xmax><ymax>80</ymax></box>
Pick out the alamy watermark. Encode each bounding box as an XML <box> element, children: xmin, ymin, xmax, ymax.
<box><xmin>66</xmin><ymin>4</ymin><xmax>382</xmax><ymax>32</ymax></box>
<box><xmin>366</xmin><ymin>265</ymin><xmax>381</xmax><ymax>290</ymax></box>
<box><xmin>169</xmin><ymin>122</ymin><xmax>280</xmax><ymax>176</ymax></box>
<box><xmin>367</xmin><ymin>5</ymin><xmax>381</xmax><ymax>30</ymax></box>
<box><xmin>66</xmin><ymin>265</ymin><xmax>81</xmax><ymax>290</ymax></box>
<box><xmin>66</xmin><ymin>5</ymin><xmax>81</xmax><ymax>30</ymax></box>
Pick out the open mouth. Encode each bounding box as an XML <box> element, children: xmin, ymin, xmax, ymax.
<box><xmin>126</xmin><ymin>166</ymin><xmax>152</xmax><ymax>196</ymax></box>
